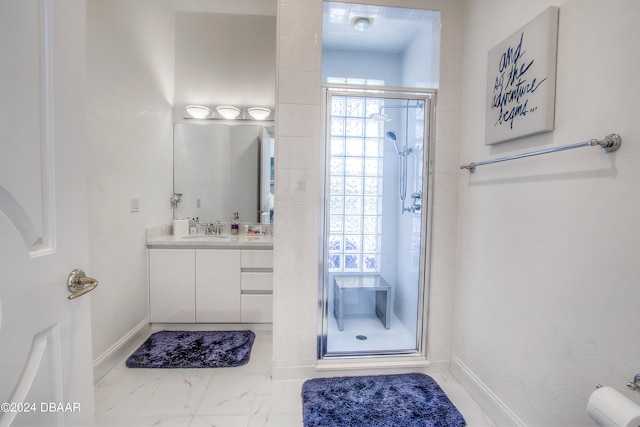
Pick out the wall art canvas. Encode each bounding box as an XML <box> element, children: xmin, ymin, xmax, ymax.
<box><xmin>485</xmin><ymin>6</ymin><xmax>559</xmax><ymax>145</ymax></box>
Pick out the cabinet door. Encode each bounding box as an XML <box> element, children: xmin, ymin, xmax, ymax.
<box><xmin>196</xmin><ymin>249</ymin><xmax>241</xmax><ymax>322</ymax></box>
<box><xmin>149</xmin><ymin>249</ymin><xmax>195</xmax><ymax>322</ymax></box>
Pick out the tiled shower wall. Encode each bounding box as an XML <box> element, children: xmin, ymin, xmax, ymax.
<box><xmin>273</xmin><ymin>0</ymin><xmax>463</xmax><ymax>378</ymax></box>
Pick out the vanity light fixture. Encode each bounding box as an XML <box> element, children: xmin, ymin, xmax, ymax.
<box><xmin>216</xmin><ymin>105</ymin><xmax>241</xmax><ymax>120</ymax></box>
<box><xmin>352</xmin><ymin>17</ymin><xmax>372</xmax><ymax>32</ymax></box>
<box><xmin>184</xmin><ymin>105</ymin><xmax>211</xmax><ymax>119</ymax></box>
<box><xmin>247</xmin><ymin>107</ymin><xmax>272</xmax><ymax>120</ymax></box>
<box><xmin>183</xmin><ymin>104</ymin><xmax>274</xmax><ymax>121</ymax></box>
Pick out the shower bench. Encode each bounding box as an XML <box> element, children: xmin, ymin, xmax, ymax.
<box><xmin>333</xmin><ymin>275</ymin><xmax>391</xmax><ymax>331</ymax></box>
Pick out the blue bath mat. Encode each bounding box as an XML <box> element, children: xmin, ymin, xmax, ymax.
<box><xmin>126</xmin><ymin>330</ymin><xmax>254</xmax><ymax>368</ymax></box>
<box><xmin>301</xmin><ymin>373</ymin><xmax>466</xmax><ymax>427</ymax></box>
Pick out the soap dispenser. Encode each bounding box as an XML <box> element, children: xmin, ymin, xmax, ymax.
<box><xmin>231</xmin><ymin>212</ymin><xmax>239</xmax><ymax>235</ymax></box>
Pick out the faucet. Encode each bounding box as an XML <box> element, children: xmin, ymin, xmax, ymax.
<box><xmin>205</xmin><ymin>221</ymin><xmax>221</xmax><ymax>235</ymax></box>
<box><xmin>403</xmin><ymin>191</ymin><xmax>422</xmax><ymax>214</ymax></box>
<box><xmin>205</xmin><ymin>222</ymin><xmax>215</xmax><ymax>235</ymax></box>
<box><xmin>627</xmin><ymin>374</ymin><xmax>640</xmax><ymax>393</ymax></box>
<box><xmin>170</xmin><ymin>193</ymin><xmax>182</xmax><ymax>209</ymax></box>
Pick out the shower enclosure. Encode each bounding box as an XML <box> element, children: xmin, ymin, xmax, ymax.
<box><xmin>320</xmin><ymin>86</ymin><xmax>435</xmax><ymax>358</ymax></box>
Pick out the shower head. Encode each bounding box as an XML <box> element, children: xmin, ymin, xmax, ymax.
<box><xmin>367</xmin><ymin>112</ymin><xmax>391</xmax><ymax>122</ymax></box>
<box><xmin>368</xmin><ymin>100</ymin><xmax>424</xmax><ymax>124</ymax></box>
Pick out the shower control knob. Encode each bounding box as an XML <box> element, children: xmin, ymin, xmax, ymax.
<box><xmin>410</xmin><ymin>191</ymin><xmax>422</xmax><ymax>213</ymax></box>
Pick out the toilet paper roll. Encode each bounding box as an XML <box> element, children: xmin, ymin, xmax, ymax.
<box><xmin>172</xmin><ymin>219</ymin><xmax>189</xmax><ymax>237</ymax></box>
<box><xmin>587</xmin><ymin>386</ymin><xmax>640</xmax><ymax>427</ymax></box>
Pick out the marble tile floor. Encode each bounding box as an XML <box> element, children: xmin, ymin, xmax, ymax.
<box><xmin>95</xmin><ymin>329</ymin><xmax>495</xmax><ymax>426</ymax></box>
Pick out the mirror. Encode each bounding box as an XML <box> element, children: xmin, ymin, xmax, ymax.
<box><xmin>173</xmin><ymin>123</ymin><xmax>274</xmax><ymax>224</ymax></box>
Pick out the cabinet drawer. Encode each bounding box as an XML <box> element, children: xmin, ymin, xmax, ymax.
<box><xmin>241</xmin><ymin>249</ymin><xmax>273</xmax><ymax>269</ymax></box>
<box><xmin>241</xmin><ymin>294</ymin><xmax>273</xmax><ymax>323</ymax></box>
<box><xmin>241</xmin><ymin>272</ymin><xmax>273</xmax><ymax>292</ymax></box>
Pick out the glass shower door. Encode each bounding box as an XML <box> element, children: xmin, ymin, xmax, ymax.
<box><xmin>320</xmin><ymin>86</ymin><xmax>434</xmax><ymax>358</ymax></box>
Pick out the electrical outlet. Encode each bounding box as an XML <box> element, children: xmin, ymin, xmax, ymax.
<box><xmin>130</xmin><ymin>197</ymin><xmax>140</xmax><ymax>213</ymax></box>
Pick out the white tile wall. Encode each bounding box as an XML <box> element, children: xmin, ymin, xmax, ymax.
<box><xmin>274</xmin><ymin>0</ymin><xmax>324</xmax><ymax>375</ymax></box>
<box><xmin>279</xmin><ymin>36</ymin><xmax>322</xmax><ymax>71</ymax></box>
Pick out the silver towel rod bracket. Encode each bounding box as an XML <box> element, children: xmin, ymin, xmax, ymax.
<box><xmin>593</xmin><ymin>133</ymin><xmax>622</xmax><ymax>153</ymax></box>
<box><xmin>460</xmin><ymin>133</ymin><xmax>621</xmax><ymax>173</ymax></box>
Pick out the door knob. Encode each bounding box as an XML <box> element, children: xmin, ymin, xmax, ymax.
<box><xmin>67</xmin><ymin>269</ymin><xmax>99</xmax><ymax>300</ymax></box>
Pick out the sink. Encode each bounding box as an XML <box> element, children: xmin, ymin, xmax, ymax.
<box><xmin>181</xmin><ymin>235</ymin><xmax>229</xmax><ymax>240</ymax></box>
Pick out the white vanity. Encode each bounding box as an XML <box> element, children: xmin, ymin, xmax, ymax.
<box><xmin>147</xmin><ymin>228</ymin><xmax>274</xmax><ymax>324</ymax></box>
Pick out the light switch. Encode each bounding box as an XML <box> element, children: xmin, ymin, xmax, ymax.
<box><xmin>130</xmin><ymin>197</ymin><xmax>140</xmax><ymax>213</ymax></box>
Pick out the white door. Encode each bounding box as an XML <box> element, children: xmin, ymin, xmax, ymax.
<box><xmin>0</xmin><ymin>0</ymin><xmax>95</xmax><ymax>426</ymax></box>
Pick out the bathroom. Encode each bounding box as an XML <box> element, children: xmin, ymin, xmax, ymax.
<box><xmin>87</xmin><ymin>0</ymin><xmax>640</xmax><ymax>424</ymax></box>
<box><xmin>1</xmin><ymin>0</ymin><xmax>638</xmax><ymax>426</ymax></box>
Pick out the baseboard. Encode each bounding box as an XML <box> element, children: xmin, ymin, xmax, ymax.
<box><xmin>450</xmin><ymin>354</ymin><xmax>525</xmax><ymax>427</ymax></box>
<box><xmin>272</xmin><ymin>358</ymin><xmax>450</xmax><ymax>381</ymax></box>
<box><xmin>149</xmin><ymin>323</ymin><xmax>273</xmax><ymax>332</ymax></box>
<box><xmin>272</xmin><ymin>365</ymin><xmax>318</xmax><ymax>381</ymax></box>
<box><xmin>93</xmin><ymin>319</ymin><xmax>152</xmax><ymax>384</ymax></box>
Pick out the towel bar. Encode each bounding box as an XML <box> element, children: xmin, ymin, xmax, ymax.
<box><xmin>460</xmin><ymin>133</ymin><xmax>621</xmax><ymax>173</ymax></box>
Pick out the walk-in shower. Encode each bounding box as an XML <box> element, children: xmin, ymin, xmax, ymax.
<box><xmin>320</xmin><ymin>0</ymin><xmax>440</xmax><ymax>360</ymax></box>
<box><xmin>320</xmin><ymin>86</ymin><xmax>435</xmax><ymax>357</ymax></box>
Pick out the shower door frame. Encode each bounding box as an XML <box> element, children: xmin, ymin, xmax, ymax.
<box><xmin>318</xmin><ymin>84</ymin><xmax>437</xmax><ymax>360</ymax></box>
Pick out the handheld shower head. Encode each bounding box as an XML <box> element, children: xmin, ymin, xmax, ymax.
<box><xmin>385</xmin><ymin>130</ymin><xmax>401</xmax><ymax>155</ymax></box>
<box><xmin>385</xmin><ymin>130</ymin><xmax>396</xmax><ymax>141</ymax></box>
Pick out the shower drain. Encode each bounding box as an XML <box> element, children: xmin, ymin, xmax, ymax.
<box><xmin>356</xmin><ymin>335</ymin><xmax>368</xmax><ymax>340</ymax></box>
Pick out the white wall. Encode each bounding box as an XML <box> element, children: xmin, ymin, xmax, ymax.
<box><xmin>402</xmin><ymin>17</ymin><xmax>440</xmax><ymax>88</ymax></box>
<box><xmin>455</xmin><ymin>0</ymin><xmax>640</xmax><ymax>424</ymax></box>
<box><xmin>173</xmin><ymin>12</ymin><xmax>276</xmax><ymax>120</ymax></box>
<box><xmin>274</xmin><ymin>0</ymin><xmax>463</xmax><ymax>377</ymax></box>
<box><xmin>321</xmin><ymin>50</ymin><xmax>402</xmax><ymax>85</ymax></box>
<box><xmin>86</xmin><ymin>0</ymin><xmax>174</xmax><ymax>368</ymax></box>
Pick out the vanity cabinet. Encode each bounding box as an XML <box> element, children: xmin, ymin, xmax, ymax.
<box><xmin>148</xmin><ymin>247</ymin><xmax>272</xmax><ymax>323</ymax></box>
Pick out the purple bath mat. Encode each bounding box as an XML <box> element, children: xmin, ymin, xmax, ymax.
<box><xmin>126</xmin><ymin>330</ymin><xmax>255</xmax><ymax>368</ymax></box>
<box><xmin>302</xmin><ymin>373</ymin><xmax>466</xmax><ymax>427</ymax></box>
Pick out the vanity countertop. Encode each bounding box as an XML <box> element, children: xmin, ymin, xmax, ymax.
<box><xmin>146</xmin><ymin>225</ymin><xmax>273</xmax><ymax>249</ymax></box>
